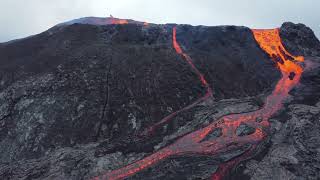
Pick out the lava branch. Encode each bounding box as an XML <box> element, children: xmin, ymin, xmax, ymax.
<box><xmin>139</xmin><ymin>26</ymin><xmax>213</xmax><ymax>137</ymax></box>
<box><xmin>172</xmin><ymin>27</ymin><xmax>212</xmax><ymax>92</ymax></box>
<box><xmin>91</xmin><ymin>28</ymin><xmax>304</xmax><ymax>180</ymax></box>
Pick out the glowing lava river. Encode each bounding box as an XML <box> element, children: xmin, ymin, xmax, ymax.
<box><xmin>92</xmin><ymin>27</ymin><xmax>304</xmax><ymax>180</ymax></box>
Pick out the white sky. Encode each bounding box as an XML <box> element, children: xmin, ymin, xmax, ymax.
<box><xmin>0</xmin><ymin>0</ymin><xmax>319</xmax><ymax>42</ymax></box>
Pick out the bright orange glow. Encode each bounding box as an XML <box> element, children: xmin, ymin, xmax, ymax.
<box><xmin>252</xmin><ymin>29</ymin><xmax>304</xmax><ymax>73</ymax></box>
<box><xmin>173</xmin><ymin>28</ymin><xmax>183</xmax><ymax>54</ymax></box>
<box><xmin>91</xmin><ymin>27</ymin><xmax>304</xmax><ymax>180</ymax></box>
<box><xmin>143</xmin><ymin>22</ymin><xmax>149</xmax><ymax>26</ymax></box>
<box><xmin>110</xmin><ymin>17</ymin><xmax>129</xmax><ymax>25</ymax></box>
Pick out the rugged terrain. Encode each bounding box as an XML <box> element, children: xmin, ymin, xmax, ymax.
<box><xmin>0</xmin><ymin>18</ymin><xmax>319</xmax><ymax>180</ymax></box>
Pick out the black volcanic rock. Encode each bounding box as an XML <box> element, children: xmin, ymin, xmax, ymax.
<box><xmin>236</xmin><ymin>122</ymin><xmax>256</xmax><ymax>136</ymax></box>
<box><xmin>200</xmin><ymin>127</ymin><xmax>223</xmax><ymax>142</ymax></box>
<box><xmin>128</xmin><ymin>155</ymin><xmax>219</xmax><ymax>180</ymax></box>
<box><xmin>280</xmin><ymin>22</ymin><xmax>320</xmax><ymax>57</ymax></box>
<box><xmin>243</xmin><ymin>102</ymin><xmax>320</xmax><ymax>180</ymax></box>
<box><xmin>0</xmin><ymin>24</ymin><xmax>210</xmax><ymax>162</ymax></box>
<box><xmin>0</xmin><ymin>21</ymin><xmax>319</xmax><ymax>180</ymax></box>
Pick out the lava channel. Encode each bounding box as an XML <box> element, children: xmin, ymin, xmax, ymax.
<box><xmin>92</xmin><ymin>27</ymin><xmax>304</xmax><ymax>180</ymax></box>
<box><xmin>139</xmin><ymin>26</ymin><xmax>212</xmax><ymax>137</ymax></box>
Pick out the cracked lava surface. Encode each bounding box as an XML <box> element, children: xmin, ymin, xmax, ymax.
<box><xmin>92</xmin><ymin>27</ymin><xmax>304</xmax><ymax>180</ymax></box>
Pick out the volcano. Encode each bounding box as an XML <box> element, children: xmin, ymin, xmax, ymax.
<box><xmin>0</xmin><ymin>17</ymin><xmax>320</xmax><ymax>180</ymax></box>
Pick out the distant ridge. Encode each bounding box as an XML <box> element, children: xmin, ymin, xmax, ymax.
<box><xmin>56</xmin><ymin>16</ymin><xmax>148</xmax><ymax>27</ymax></box>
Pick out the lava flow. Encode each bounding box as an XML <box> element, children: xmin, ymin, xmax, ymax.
<box><xmin>139</xmin><ymin>27</ymin><xmax>212</xmax><ymax>136</ymax></box>
<box><xmin>92</xmin><ymin>27</ymin><xmax>304</xmax><ymax>180</ymax></box>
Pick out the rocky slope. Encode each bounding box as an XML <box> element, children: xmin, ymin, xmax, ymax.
<box><xmin>0</xmin><ymin>19</ymin><xmax>319</xmax><ymax>180</ymax></box>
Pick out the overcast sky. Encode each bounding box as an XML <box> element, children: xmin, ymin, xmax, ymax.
<box><xmin>0</xmin><ymin>0</ymin><xmax>319</xmax><ymax>42</ymax></box>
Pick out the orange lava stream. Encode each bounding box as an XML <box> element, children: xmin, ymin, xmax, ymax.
<box><xmin>139</xmin><ymin>27</ymin><xmax>212</xmax><ymax>137</ymax></box>
<box><xmin>91</xmin><ymin>27</ymin><xmax>304</xmax><ymax>180</ymax></box>
<box><xmin>173</xmin><ymin>27</ymin><xmax>212</xmax><ymax>90</ymax></box>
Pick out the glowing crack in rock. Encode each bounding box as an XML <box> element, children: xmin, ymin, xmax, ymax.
<box><xmin>91</xmin><ymin>27</ymin><xmax>304</xmax><ymax>180</ymax></box>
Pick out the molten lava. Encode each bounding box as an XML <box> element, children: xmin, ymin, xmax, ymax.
<box><xmin>109</xmin><ymin>16</ymin><xmax>149</xmax><ymax>26</ymax></box>
<box><xmin>173</xmin><ymin>27</ymin><xmax>211</xmax><ymax>89</ymax></box>
<box><xmin>139</xmin><ymin>27</ymin><xmax>212</xmax><ymax>137</ymax></box>
<box><xmin>252</xmin><ymin>29</ymin><xmax>303</xmax><ymax>73</ymax></box>
<box><xmin>92</xmin><ymin>27</ymin><xmax>304</xmax><ymax>180</ymax></box>
<box><xmin>110</xmin><ymin>17</ymin><xmax>129</xmax><ymax>24</ymax></box>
